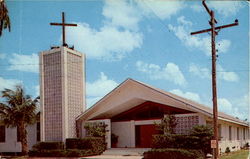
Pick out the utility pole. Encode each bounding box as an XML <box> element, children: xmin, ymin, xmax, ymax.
<box><xmin>190</xmin><ymin>1</ymin><xmax>238</xmax><ymax>158</ymax></box>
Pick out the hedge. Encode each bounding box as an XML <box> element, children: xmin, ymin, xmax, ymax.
<box><xmin>66</xmin><ymin>137</ymin><xmax>106</xmax><ymax>153</ymax></box>
<box><xmin>29</xmin><ymin>137</ymin><xmax>106</xmax><ymax>157</ymax></box>
<box><xmin>152</xmin><ymin>134</ymin><xmax>199</xmax><ymax>149</ymax></box>
<box><xmin>152</xmin><ymin>134</ymin><xmax>211</xmax><ymax>155</ymax></box>
<box><xmin>29</xmin><ymin>149</ymin><xmax>96</xmax><ymax>157</ymax></box>
<box><xmin>143</xmin><ymin>148</ymin><xmax>205</xmax><ymax>159</ymax></box>
<box><xmin>32</xmin><ymin>141</ymin><xmax>64</xmax><ymax>150</ymax></box>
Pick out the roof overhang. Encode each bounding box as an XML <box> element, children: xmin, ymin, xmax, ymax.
<box><xmin>76</xmin><ymin>79</ymin><xmax>248</xmax><ymax>127</ymax></box>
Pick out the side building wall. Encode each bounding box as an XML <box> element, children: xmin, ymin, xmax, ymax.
<box><xmin>0</xmin><ymin>124</ymin><xmax>38</xmax><ymax>152</ymax></box>
<box><xmin>205</xmin><ymin>116</ymin><xmax>249</xmax><ymax>154</ymax></box>
<box><xmin>218</xmin><ymin>121</ymin><xmax>249</xmax><ymax>153</ymax></box>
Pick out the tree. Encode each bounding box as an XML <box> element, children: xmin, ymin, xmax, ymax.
<box><xmin>0</xmin><ymin>85</ymin><xmax>39</xmax><ymax>155</ymax></box>
<box><xmin>155</xmin><ymin>114</ymin><xmax>177</xmax><ymax>135</ymax></box>
<box><xmin>84</xmin><ymin>122</ymin><xmax>108</xmax><ymax>138</ymax></box>
<box><xmin>0</xmin><ymin>0</ymin><xmax>11</xmax><ymax>36</ymax></box>
<box><xmin>189</xmin><ymin>125</ymin><xmax>213</xmax><ymax>156</ymax></box>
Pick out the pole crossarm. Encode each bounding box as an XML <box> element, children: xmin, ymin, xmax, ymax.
<box><xmin>50</xmin><ymin>23</ymin><xmax>77</xmax><ymax>27</ymax></box>
<box><xmin>190</xmin><ymin>21</ymin><xmax>238</xmax><ymax>35</ymax></box>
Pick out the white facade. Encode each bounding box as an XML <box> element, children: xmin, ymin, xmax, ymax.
<box><xmin>218</xmin><ymin>121</ymin><xmax>249</xmax><ymax>153</ymax></box>
<box><xmin>0</xmin><ymin>124</ymin><xmax>38</xmax><ymax>152</ymax></box>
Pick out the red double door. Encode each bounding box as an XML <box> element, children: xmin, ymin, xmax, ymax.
<box><xmin>135</xmin><ymin>124</ymin><xmax>158</xmax><ymax>148</ymax></box>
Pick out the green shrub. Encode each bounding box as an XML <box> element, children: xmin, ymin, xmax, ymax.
<box><xmin>244</xmin><ymin>142</ymin><xmax>249</xmax><ymax>148</ymax></box>
<box><xmin>66</xmin><ymin>138</ymin><xmax>92</xmax><ymax>149</ymax></box>
<box><xmin>152</xmin><ymin>134</ymin><xmax>175</xmax><ymax>148</ymax></box>
<box><xmin>84</xmin><ymin>122</ymin><xmax>108</xmax><ymax>138</ymax></box>
<box><xmin>66</xmin><ymin>137</ymin><xmax>106</xmax><ymax>153</ymax></box>
<box><xmin>152</xmin><ymin>134</ymin><xmax>199</xmax><ymax>149</ymax></box>
<box><xmin>66</xmin><ymin>149</ymin><xmax>95</xmax><ymax>157</ymax></box>
<box><xmin>155</xmin><ymin>114</ymin><xmax>177</xmax><ymax>135</ymax></box>
<box><xmin>143</xmin><ymin>148</ymin><xmax>205</xmax><ymax>159</ymax></box>
<box><xmin>29</xmin><ymin>137</ymin><xmax>106</xmax><ymax>157</ymax></box>
<box><xmin>189</xmin><ymin>125</ymin><xmax>213</xmax><ymax>155</ymax></box>
<box><xmin>152</xmin><ymin>125</ymin><xmax>213</xmax><ymax>156</ymax></box>
<box><xmin>29</xmin><ymin>149</ymin><xmax>67</xmax><ymax>157</ymax></box>
<box><xmin>32</xmin><ymin>141</ymin><xmax>64</xmax><ymax>150</ymax></box>
<box><xmin>29</xmin><ymin>149</ymin><xmax>97</xmax><ymax>157</ymax></box>
<box><xmin>225</xmin><ymin>147</ymin><xmax>230</xmax><ymax>153</ymax></box>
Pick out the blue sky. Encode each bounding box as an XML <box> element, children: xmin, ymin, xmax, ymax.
<box><xmin>0</xmin><ymin>0</ymin><xmax>249</xmax><ymax>120</ymax></box>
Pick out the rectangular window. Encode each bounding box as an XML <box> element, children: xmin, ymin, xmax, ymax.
<box><xmin>37</xmin><ymin>122</ymin><xmax>40</xmax><ymax>142</ymax></box>
<box><xmin>243</xmin><ymin>128</ymin><xmax>246</xmax><ymax>140</ymax></box>
<box><xmin>237</xmin><ymin>127</ymin><xmax>239</xmax><ymax>140</ymax></box>
<box><xmin>218</xmin><ymin>124</ymin><xmax>222</xmax><ymax>141</ymax></box>
<box><xmin>17</xmin><ymin>126</ymin><xmax>21</xmax><ymax>142</ymax></box>
<box><xmin>229</xmin><ymin>126</ymin><xmax>232</xmax><ymax>141</ymax></box>
<box><xmin>0</xmin><ymin>126</ymin><xmax>5</xmax><ymax>142</ymax></box>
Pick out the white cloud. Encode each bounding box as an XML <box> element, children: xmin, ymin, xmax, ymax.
<box><xmin>136</xmin><ymin>0</ymin><xmax>185</xmax><ymax>20</ymax></box>
<box><xmin>86</xmin><ymin>72</ymin><xmax>118</xmax><ymax>107</ymax></box>
<box><xmin>0</xmin><ymin>77</ymin><xmax>22</xmax><ymax>91</ymax></box>
<box><xmin>67</xmin><ymin>0</ymin><xmax>186</xmax><ymax>60</ymax></box>
<box><xmin>217</xmin><ymin>65</ymin><xmax>239</xmax><ymax>82</ymax></box>
<box><xmin>189</xmin><ymin>63</ymin><xmax>210</xmax><ymax>79</ymax></box>
<box><xmin>189</xmin><ymin>63</ymin><xmax>239</xmax><ymax>82</ymax></box>
<box><xmin>0</xmin><ymin>53</ymin><xmax>6</xmax><ymax>59</ymax></box>
<box><xmin>8</xmin><ymin>53</ymin><xmax>39</xmax><ymax>73</ymax></box>
<box><xmin>35</xmin><ymin>85</ymin><xmax>39</xmax><ymax>97</ymax></box>
<box><xmin>218</xmin><ymin>98</ymin><xmax>243</xmax><ymax>119</ymax></box>
<box><xmin>190</xmin><ymin>4</ymin><xmax>203</xmax><ymax>12</ymax></box>
<box><xmin>66</xmin><ymin>0</ymin><xmax>144</xmax><ymax>60</ymax></box>
<box><xmin>67</xmin><ymin>24</ymin><xmax>142</xmax><ymax>60</ymax></box>
<box><xmin>103</xmin><ymin>0</ymin><xmax>141</xmax><ymax>31</ymax></box>
<box><xmin>177</xmin><ymin>16</ymin><xmax>192</xmax><ymax>26</ymax></box>
<box><xmin>136</xmin><ymin>61</ymin><xmax>186</xmax><ymax>86</ymax></box>
<box><xmin>233</xmin><ymin>93</ymin><xmax>249</xmax><ymax>120</ymax></box>
<box><xmin>217</xmin><ymin>40</ymin><xmax>231</xmax><ymax>54</ymax></box>
<box><xmin>168</xmin><ymin>16</ymin><xmax>231</xmax><ymax>56</ymax></box>
<box><xmin>86</xmin><ymin>96</ymin><xmax>102</xmax><ymax>109</ymax></box>
<box><xmin>207</xmin><ymin>1</ymin><xmax>244</xmax><ymax>17</ymax></box>
<box><xmin>170</xmin><ymin>89</ymin><xmax>201</xmax><ymax>103</ymax></box>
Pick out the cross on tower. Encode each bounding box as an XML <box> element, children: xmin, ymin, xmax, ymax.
<box><xmin>50</xmin><ymin>12</ymin><xmax>77</xmax><ymax>47</ymax></box>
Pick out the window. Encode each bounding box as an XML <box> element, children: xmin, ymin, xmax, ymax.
<box><xmin>37</xmin><ymin>122</ymin><xmax>40</xmax><ymax>142</ymax></box>
<box><xmin>0</xmin><ymin>126</ymin><xmax>5</xmax><ymax>142</ymax></box>
<box><xmin>237</xmin><ymin>127</ymin><xmax>239</xmax><ymax>140</ymax></box>
<box><xmin>17</xmin><ymin>126</ymin><xmax>21</xmax><ymax>142</ymax></box>
<box><xmin>229</xmin><ymin>126</ymin><xmax>232</xmax><ymax>141</ymax></box>
<box><xmin>218</xmin><ymin>124</ymin><xmax>222</xmax><ymax>141</ymax></box>
<box><xmin>243</xmin><ymin>128</ymin><xmax>246</xmax><ymax>140</ymax></box>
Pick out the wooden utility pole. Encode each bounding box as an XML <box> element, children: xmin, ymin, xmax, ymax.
<box><xmin>190</xmin><ymin>1</ymin><xmax>238</xmax><ymax>158</ymax></box>
<box><xmin>50</xmin><ymin>12</ymin><xmax>77</xmax><ymax>47</ymax></box>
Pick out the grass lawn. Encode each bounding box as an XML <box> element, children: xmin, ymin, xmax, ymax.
<box><xmin>220</xmin><ymin>150</ymin><xmax>249</xmax><ymax>159</ymax></box>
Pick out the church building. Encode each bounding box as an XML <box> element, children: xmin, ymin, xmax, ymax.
<box><xmin>0</xmin><ymin>45</ymin><xmax>249</xmax><ymax>154</ymax></box>
<box><xmin>75</xmin><ymin>78</ymin><xmax>249</xmax><ymax>153</ymax></box>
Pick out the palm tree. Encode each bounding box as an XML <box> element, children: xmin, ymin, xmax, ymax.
<box><xmin>0</xmin><ymin>85</ymin><xmax>39</xmax><ymax>155</ymax></box>
<box><xmin>0</xmin><ymin>0</ymin><xmax>11</xmax><ymax>36</ymax></box>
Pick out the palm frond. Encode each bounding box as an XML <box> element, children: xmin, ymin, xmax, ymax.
<box><xmin>0</xmin><ymin>0</ymin><xmax>11</xmax><ymax>36</ymax></box>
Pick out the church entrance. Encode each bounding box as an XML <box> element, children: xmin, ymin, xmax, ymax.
<box><xmin>135</xmin><ymin>124</ymin><xmax>158</xmax><ymax>148</ymax></box>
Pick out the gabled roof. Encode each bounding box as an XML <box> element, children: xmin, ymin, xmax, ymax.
<box><xmin>77</xmin><ymin>78</ymin><xmax>248</xmax><ymax>126</ymax></box>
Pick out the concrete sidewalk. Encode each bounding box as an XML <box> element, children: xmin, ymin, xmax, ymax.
<box><xmin>81</xmin><ymin>155</ymin><xmax>143</xmax><ymax>159</ymax></box>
